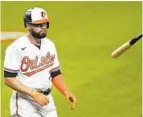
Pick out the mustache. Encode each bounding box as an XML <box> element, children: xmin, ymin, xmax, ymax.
<box><xmin>40</xmin><ymin>29</ymin><xmax>47</xmax><ymax>33</ymax></box>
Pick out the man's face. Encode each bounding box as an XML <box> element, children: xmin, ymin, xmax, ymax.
<box><xmin>28</xmin><ymin>22</ymin><xmax>49</xmax><ymax>39</ymax></box>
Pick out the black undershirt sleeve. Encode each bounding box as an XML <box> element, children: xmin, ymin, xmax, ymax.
<box><xmin>4</xmin><ymin>69</ymin><xmax>61</xmax><ymax>78</ymax></box>
<box><xmin>4</xmin><ymin>70</ymin><xmax>17</xmax><ymax>77</ymax></box>
<box><xmin>51</xmin><ymin>69</ymin><xmax>61</xmax><ymax>79</ymax></box>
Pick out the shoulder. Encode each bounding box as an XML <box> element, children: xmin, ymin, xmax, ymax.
<box><xmin>42</xmin><ymin>38</ymin><xmax>56</xmax><ymax>47</ymax></box>
<box><xmin>11</xmin><ymin>35</ymin><xmax>27</xmax><ymax>47</ymax></box>
<box><xmin>7</xmin><ymin>35</ymin><xmax>28</xmax><ymax>51</ymax></box>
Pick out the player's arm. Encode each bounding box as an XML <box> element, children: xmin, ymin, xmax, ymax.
<box><xmin>4</xmin><ymin>71</ymin><xmax>48</xmax><ymax>106</ymax></box>
<box><xmin>51</xmin><ymin>43</ymin><xmax>76</xmax><ymax>109</ymax></box>
<box><xmin>4</xmin><ymin>76</ymin><xmax>32</xmax><ymax>96</ymax></box>
<box><xmin>51</xmin><ymin>70</ymin><xmax>76</xmax><ymax>109</ymax></box>
<box><xmin>4</xmin><ymin>46</ymin><xmax>33</xmax><ymax>95</ymax></box>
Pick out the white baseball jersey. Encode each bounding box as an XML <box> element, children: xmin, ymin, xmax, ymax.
<box><xmin>4</xmin><ymin>35</ymin><xmax>60</xmax><ymax>117</ymax></box>
<box><xmin>4</xmin><ymin>35</ymin><xmax>60</xmax><ymax>90</ymax></box>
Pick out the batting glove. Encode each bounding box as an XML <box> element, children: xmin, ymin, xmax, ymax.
<box><xmin>30</xmin><ymin>90</ymin><xmax>49</xmax><ymax>106</ymax></box>
<box><xmin>64</xmin><ymin>90</ymin><xmax>76</xmax><ymax>109</ymax></box>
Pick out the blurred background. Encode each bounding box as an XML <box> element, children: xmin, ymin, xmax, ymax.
<box><xmin>1</xmin><ymin>1</ymin><xmax>142</xmax><ymax>117</ymax></box>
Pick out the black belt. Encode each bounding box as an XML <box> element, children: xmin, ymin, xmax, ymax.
<box><xmin>38</xmin><ymin>88</ymin><xmax>51</xmax><ymax>95</ymax></box>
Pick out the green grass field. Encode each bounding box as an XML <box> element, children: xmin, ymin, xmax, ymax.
<box><xmin>1</xmin><ymin>1</ymin><xmax>142</xmax><ymax>117</ymax></box>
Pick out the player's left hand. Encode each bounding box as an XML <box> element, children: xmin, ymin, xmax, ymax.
<box><xmin>64</xmin><ymin>91</ymin><xmax>76</xmax><ymax>109</ymax></box>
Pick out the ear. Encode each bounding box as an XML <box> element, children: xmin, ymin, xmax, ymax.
<box><xmin>26</xmin><ymin>23</ymin><xmax>31</xmax><ymax>30</ymax></box>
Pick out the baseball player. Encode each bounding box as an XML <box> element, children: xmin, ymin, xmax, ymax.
<box><xmin>4</xmin><ymin>7</ymin><xmax>76</xmax><ymax>117</ymax></box>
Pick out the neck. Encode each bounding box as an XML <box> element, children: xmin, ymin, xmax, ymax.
<box><xmin>27</xmin><ymin>32</ymin><xmax>41</xmax><ymax>45</ymax></box>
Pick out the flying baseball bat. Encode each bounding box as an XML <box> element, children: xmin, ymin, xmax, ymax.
<box><xmin>111</xmin><ymin>34</ymin><xmax>142</xmax><ymax>58</ymax></box>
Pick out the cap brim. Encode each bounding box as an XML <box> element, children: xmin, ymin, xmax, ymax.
<box><xmin>32</xmin><ymin>18</ymin><xmax>50</xmax><ymax>24</ymax></box>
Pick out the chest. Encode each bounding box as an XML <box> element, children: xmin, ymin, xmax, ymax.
<box><xmin>21</xmin><ymin>44</ymin><xmax>54</xmax><ymax>58</ymax></box>
<box><xmin>20</xmin><ymin>44</ymin><xmax>55</xmax><ymax>73</ymax></box>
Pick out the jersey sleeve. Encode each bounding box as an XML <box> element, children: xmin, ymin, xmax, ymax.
<box><xmin>50</xmin><ymin>44</ymin><xmax>60</xmax><ymax>72</ymax></box>
<box><xmin>4</xmin><ymin>45</ymin><xmax>21</xmax><ymax>73</ymax></box>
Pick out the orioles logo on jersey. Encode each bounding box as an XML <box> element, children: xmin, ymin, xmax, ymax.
<box><xmin>21</xmin><ymin>52</ymin><xmax>55</xmax><ymax>77</ymax></box>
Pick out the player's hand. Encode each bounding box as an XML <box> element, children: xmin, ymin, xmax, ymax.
<box><xmin>64</xmin><ymin>91</ymin><xmax>76</xmax><ymax>109</ymax></box>
<box><xmin>30</xmin><ymin>90</ymin><xmax>49</xmax><ymax>106</ymax></box>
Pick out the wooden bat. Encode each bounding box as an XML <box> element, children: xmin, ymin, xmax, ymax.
<box><xmin>111</xmin><ymin>34</ymin><xmax>142</xmax><ymax>58</ymax></box>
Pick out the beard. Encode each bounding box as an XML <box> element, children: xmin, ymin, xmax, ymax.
<box><xmin>31</xmin><ymin>30</ymin><xmax>47</xmax><ymax>39</ymax></box>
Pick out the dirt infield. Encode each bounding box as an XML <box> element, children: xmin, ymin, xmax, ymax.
<box><xmin>0</xmin><ymin>32</ymin><xmax>25</xmax><ymax>43</ymax></box>
<box><xmin>1</xmin><ymin>39</ymin><xmax>15</xmax><ymax>43</ymax></box>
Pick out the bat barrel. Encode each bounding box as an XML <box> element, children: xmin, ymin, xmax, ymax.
<box><xmin>111</xmin><ymin>41</ymin><xmax>131</xmax><ymax>58</ymax></box>
<box><xmin>111</xmin><ymin>34</ymin><xmax>142</xmax><ymax>58</ymax></box>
